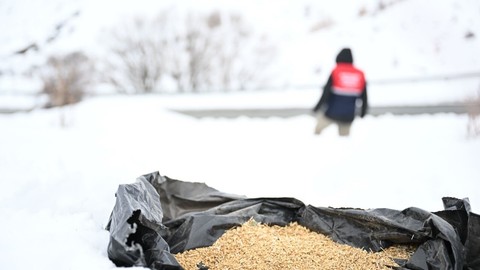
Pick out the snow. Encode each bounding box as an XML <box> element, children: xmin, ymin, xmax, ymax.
<box><xmin>1</xmin><ymin>0</ymin><xmax>480</xmax><ymax>269</ymax></box>
<box><xmin>0</xmin><ymin>94</ymin><xmax>479</xmax><ymax>270</ymax></box>
<box><xmin>2</xmin><ymin>0</ymin><xmax>480</xmax><ymax>93</ymax></box>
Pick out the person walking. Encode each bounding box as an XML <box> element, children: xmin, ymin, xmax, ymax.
<box><xmin>312</xmin><ymin>48</ymin><xmax>368</xmax><ymax>136</ymax></box>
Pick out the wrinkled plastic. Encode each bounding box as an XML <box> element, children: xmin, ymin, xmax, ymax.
<box><xmin>106</xmin><ymin>171</ymin><xmax>480</xmax><ymax>270</ymax></box>
<box><xmin>106</xmin><ymin>174</ymin><xmax>182</xmax><ymax>269</ymax></box>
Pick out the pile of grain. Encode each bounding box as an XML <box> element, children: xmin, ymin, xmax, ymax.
<box><xmin>174</xmin><ymin>219</ymin><xmax>414</xmax><ymax>270</ymax></box>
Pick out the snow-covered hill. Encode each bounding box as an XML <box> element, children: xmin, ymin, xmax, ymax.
<box><xmin>1</xmin><ymin>0</ymin><xmax>479</xmax><ymax>98</ymax></box>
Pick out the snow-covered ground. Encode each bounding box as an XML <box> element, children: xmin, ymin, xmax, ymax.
<box><xmin>0</xmin><ymin>93</ymin><xmax>479</xmax><ymax>270</ymax></box>
<box><xmin>1</xmin><ymin>0</ymin><xmax>480</xmax><ymax>269</ymax></box>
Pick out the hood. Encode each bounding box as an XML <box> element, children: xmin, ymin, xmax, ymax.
<box><xmin>335</xmin><ymin>48</ymin><xmax>353</xmax><ymax>64</ymax></box>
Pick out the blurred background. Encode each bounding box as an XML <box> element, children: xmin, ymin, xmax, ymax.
<box><xmin>1</xmin><ymin>0</ymin><xmax>480</xmax><ymax>109</ymax></box>
<box><xmin>1</xmin><ymin>0</ymin><xmax>480</xmax><ymax>209</ymax></box>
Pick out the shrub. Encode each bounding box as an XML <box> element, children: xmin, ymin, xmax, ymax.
<box><xmin>41</xmin><ymin>52</ymin><xmax>93</xmax><ymax>107</ymax></box>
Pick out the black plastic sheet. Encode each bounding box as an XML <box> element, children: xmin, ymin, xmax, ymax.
<box><xmin>105</xmin><ymin>175</ymin><xmax>181</xmax><ymax>269</ymax></box>
<box><xmin>106</xmin><ymin>171</ymin><xmax>480</xmax><ymax>270</ymax></box>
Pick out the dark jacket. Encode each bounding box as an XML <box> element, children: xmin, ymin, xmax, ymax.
<box><xmin>313</xmin><ymin>48</ymin><xmax>368</xmax><ymax>123</ymax></box>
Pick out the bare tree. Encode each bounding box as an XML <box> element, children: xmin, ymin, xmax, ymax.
<box><xmin>215</xmin><ymin>13</ymin><xmax>245</xmax><ymax>91</ymax></box>
<box><xmin>157</xmin><ymin>12</ymin><xmax>188</xmax><ymax>93</ymax></box>
<box><xmin>183</xmin><ymin>12</ymin><xmax>218</xmax><ymax>92</ymax></box>
<box><xmin>103</xmin><ymin>9</ymin><xmax>277</xmax><ymax>94</ymax></box>
<box><xmin>104</xmin><ymin>17</ymin><xmax>165</xmax><ymax>94</ymax></box>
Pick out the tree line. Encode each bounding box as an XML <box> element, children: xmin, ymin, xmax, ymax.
<box><xmin>41</xmin><ymin>9</ymin><xmax>277</xmax><ymax>107</ymax></box>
